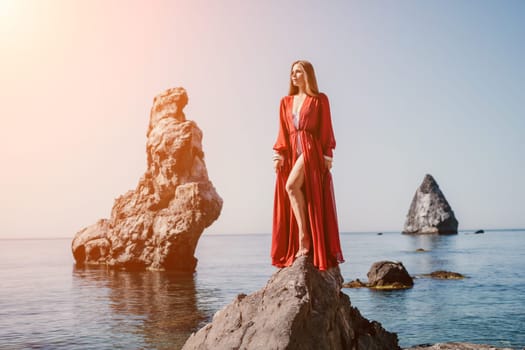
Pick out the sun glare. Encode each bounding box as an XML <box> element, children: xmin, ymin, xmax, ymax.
<box><xmin>0</xmin><ymin>0</ymin><xmax>17</xmax><ymax>19</ymax></box>
<box><xmin>0</xmin><ymin>0</ymin><xmax>43</xmax><ymax>50</ymax></box>
<box><xmin>0</xmin><ymin>0</ymin><xmax>20</xmax><ymax>35</ymax></box>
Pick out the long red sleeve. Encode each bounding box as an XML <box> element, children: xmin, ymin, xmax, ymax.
<box><xmin>273</xmin><ymin>98</ymin><xmax>289</xmax><ymax>155</ymax></box>
<box><xmin>319</xmin><ymin>93</ymin><xmax>336</xmax><ymax>158</ymax></box>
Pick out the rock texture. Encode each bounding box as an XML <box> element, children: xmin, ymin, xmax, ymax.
<box><xmin>404</xmin><ymin>342</ymin><xmax>514</xmax><ymax>350</ymax></box>
<box><xmin>72</xmin><ymin>87</ymin><xmax>222</xmax><ymax>271</ymax></box>
<box><xmin>420</xmin><ymin>271</ymin><xmax>465</xmax><ymax>280</ymax></box>
<box><xmin>403</xmin><ymin>174</ymin><xmax>458</xmax><ymax>234</ymax></box>
<box><xmin>342</xmin><ymin>279</ymin><xmax>368</xmax><ymax>289</ymax></box>
<box><xmin>182</xmin><ymin>256</ymin><xmax>401</xmax><ymax>350</ymax></box>
<box><xmin>367</xmin><ymin>261</ymin><xmax>414</xmax><ymax>290</ymax></box>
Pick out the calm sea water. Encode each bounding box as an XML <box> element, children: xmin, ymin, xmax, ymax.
<box><xmin>0</xmin><ymin>230</ymin><xmax>524</xmax><ymax>349</ymax></box>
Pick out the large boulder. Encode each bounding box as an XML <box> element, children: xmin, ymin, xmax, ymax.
<box><xmin>182</xmin><ymin>256</ymin><xmax>401</xmax><ymax>350</ymax></box>
<box><xmin>403</xmin><ymin>174</ymin><xmax>458</xmax><ymax>234</ymax></box>
<box><xmin>367</xmin><ymin>261</ymin><xmax>414</xmax><ymax>290</ymax></box>
<box><xmin>71</xmin><ymin>87</ymin><xmax>222</xmax><ymax>272</ymax></box>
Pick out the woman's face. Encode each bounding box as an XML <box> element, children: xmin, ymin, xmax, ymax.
<box><xmin>291</xmin><ymin>64</ymin><xmax>306</xmax><ymax>88</ymax></box>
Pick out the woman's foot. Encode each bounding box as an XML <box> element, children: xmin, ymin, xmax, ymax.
<box><xmin>295</xmin><ymin>235</ymin><xmax>311</xmax><ymax>258</ymax></box>
<box><xmin>295</xmin><ymin>248</ymin><xmax>310</xmax><ymax>258</ymax></box>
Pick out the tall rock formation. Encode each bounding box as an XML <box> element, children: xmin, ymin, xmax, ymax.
<box><xmin>72</xmin><ymin>87</ymin><xmax>222</xmax><ymax>271</ymax></box>
<box><xmin>403</xmin><ymin>174</ymin><xmax>458</xmax><ymax>235</ymax></box>
<box><xmin>182</xmin><ymin>256</ymin><xmax>401</xmax><ymax>350</ymax></box>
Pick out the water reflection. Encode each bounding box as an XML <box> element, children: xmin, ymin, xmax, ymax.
<box><xmin>72</xmin><ymin>266</ymin><xmax>206</xmax><ymax>349</ymax></box>
<box><xmin>406</xmin><ymin>234</ymin><xmax>448</xmax><ymax>252</ymax></box>
<box><xmin>404</xmin><ymin>234</ymin><xmax>460</xmax><ymax>274</ymax></box>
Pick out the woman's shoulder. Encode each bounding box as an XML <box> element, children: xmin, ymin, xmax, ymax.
<box><xmin>312</xmin><ymin>92</ymin><xmax>329</xmax><ymax>105</ymax></box>
<box><xmin>280</xmin><ymin>93</ymin><xmax>328</xmax><ymax>102</ymax></box>
<box><xmin>280</xmin><ymin>95</ymin><xmax>293</xmax><ymax>105</ymax></box>
<box><xmin>317</xmin><ymin>92</ymin><xmax>329</xmax><ymax>100</ymax></box>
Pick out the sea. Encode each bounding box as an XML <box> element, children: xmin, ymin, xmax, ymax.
<box><xmin>0</xmin><ymin>229</ymin><xmax>524</xmax><ymax>350</ymax></box>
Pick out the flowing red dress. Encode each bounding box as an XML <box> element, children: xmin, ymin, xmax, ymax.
<box><xmin>272</xmin><ymin>92</ymin><xmax>345</xmax><ymax>271</ymax></box>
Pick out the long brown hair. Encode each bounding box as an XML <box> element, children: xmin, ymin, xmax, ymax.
<box><xmin>288</xmin><ymin>60</ymin><xmax>320</xmax><ymax>96</ymax></box>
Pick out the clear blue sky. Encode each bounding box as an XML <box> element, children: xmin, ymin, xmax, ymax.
<box><xmin>1</xmin><ymin>0</ymin><xmax>524</xmax><ymax>238</ymax></box>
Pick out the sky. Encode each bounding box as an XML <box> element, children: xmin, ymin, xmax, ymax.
<box><xmin>1</xmin><ymin>0</ymin><xmax>524</xmax><ymax>239</ymax></box>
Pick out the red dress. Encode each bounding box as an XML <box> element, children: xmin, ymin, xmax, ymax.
<box><xmin>272</xmin><ymin>93</ymin><xmax>345</xmax><ymax>271</ymax></box>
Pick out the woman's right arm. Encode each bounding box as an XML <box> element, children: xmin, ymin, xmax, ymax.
<box><xmin>273</xmin><ymin>97</ymin><xmax>288</xmax><ymax>171</ymax></box>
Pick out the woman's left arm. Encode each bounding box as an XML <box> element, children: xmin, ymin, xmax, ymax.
<box><xmin>319</xmin><ymin>93</ymin><xmax>336</xmax><ymax>161</ymax></box>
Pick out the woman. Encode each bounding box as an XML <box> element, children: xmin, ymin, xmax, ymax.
<box><xmin>272</xmin><ymin>60</ymin><xmax>344</xmax><ymax>271</ymax></box>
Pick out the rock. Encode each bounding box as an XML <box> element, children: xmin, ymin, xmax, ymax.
<box><xmin>404</xmin><ymin>342</ymin><xmax>514</xmax><ymax>349</ymax></box>
<box><xmin>403</xmin><ymin>174</ymin><xmax>458</xmax><ymax>234</ymax></box>
<box><xmin>72</xmin><ymin>219</ymin><xmax>111</xmax><ymax>263</ymax></box>
<box><xmin>415</xmin><ymin>248</ymin><xmax>427</xmax><ymax>252</ymax></box>
<box><xmin>377</xmin><ymin>232</ymin><xmax>383</xmax><ymax>235</ymax></box>
<box><xmin>367</xmin><ymin>261</ymin><xmax>414</xmax><ymax>289</ymax></box>
<box><xmin>71</xmin><ymin>87</ymin><xmax>223</xmax><ymax>271</ymax></box>
<box><xmin>420</xmin><ymin>270</ymin><xmax>465</xmax><ymax>280</ymax></box>
<box><xmin>474</xmin><ymin>229</ymin><xmax>484</xmax><ymax>234</ymax></box>
<box><xmin>343</xmin><ymin>278</ymin><xmax>368</xmax><ymax>288</ymax></box>
<box><xmin>182</xmin><ymin>256</ymin><xmax>401</xmax><ymax>350</ymax></box>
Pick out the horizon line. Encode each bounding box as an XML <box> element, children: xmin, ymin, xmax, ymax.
<box><xmin>1</xmin><ymin>227</ymin><xmax>524</xmax><ymax>241</ymax></box>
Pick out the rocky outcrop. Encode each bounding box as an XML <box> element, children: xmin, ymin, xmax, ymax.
<box><xmin>367</xmin><ymin>261</ymin><xmax>414</xmax><ymax>290</ymax></box>
<box><xmin>182</xmin><ymin>256</ymin><xmax>401</xmax><ymax>350</ymax></box>
<box><xmin>71</xmin><ymin>87</ymin><xmax>222</xmax><ymax>271</ymax></box>
<box><xmin>404</xmin><ymin>342</ymin><xmax>514</xmax><ymax>350</ymax></box>
<box><xmin>403</xmin><ymin>174</ymin><xmax>458</xmax><ymax>234</ymax></box>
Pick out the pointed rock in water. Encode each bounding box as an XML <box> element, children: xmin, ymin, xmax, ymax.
<box><xmin>403</xmin><ymin>174</ymin><xmax>458</xmax><ymax>234</ymax></box>
<box><xmin>71</xmin><ymin>87</ymin><xmax>223</xmax><ymax>272</ymax></box>
<box><xmin>182</xmin><ymin>256</ymin><xmax>401</xmax><ymax>350</ymax></box>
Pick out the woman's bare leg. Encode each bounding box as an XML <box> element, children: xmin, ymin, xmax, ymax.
<box><xmin>285</xmin><ymin>154</ymin><xmax>311</xmax><ymax>257</ymax></box>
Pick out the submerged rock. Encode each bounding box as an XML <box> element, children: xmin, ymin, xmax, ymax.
<box><xmin>343</xmin><ymin>278</ymin><xmax>368</xmax><ymax>288</ymax></box>
<box><xmin>183</xmin><ymin>256</ymin><xmax>401</xmax><ymax>350</ymax></box>
<box><xmin>71</xmin><ymin>87</ymin><xmax>222</xmax><ymax>272</ymax></box>
<box><xmin>367</xmin><ymin>261</ymin><xmax>414</xmax><ymax>290</ymax></box>
<box><xmin>420</xmin><ymin>271</ymin><xmax>465</xmax><ymax>280</ymax></box>
<box><xmin>403</xmin><ymin>174</ymin><xmax>458</xmax><ymax>235</ymax></box>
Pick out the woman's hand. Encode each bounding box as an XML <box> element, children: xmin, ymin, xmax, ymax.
<box><xmin>273</xmin><ymin>158</ymin><xmax>283</xmax><ymax>172</ymax></box>
<box><xmin>324</xmin><ymin>157</ymin><xmax>333</xmax><ymax>170</ymax></box>
<box><xmin>273</xmin><ymin>153</ymin><xmax>283</xmax><ymax>172</ymax></box>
